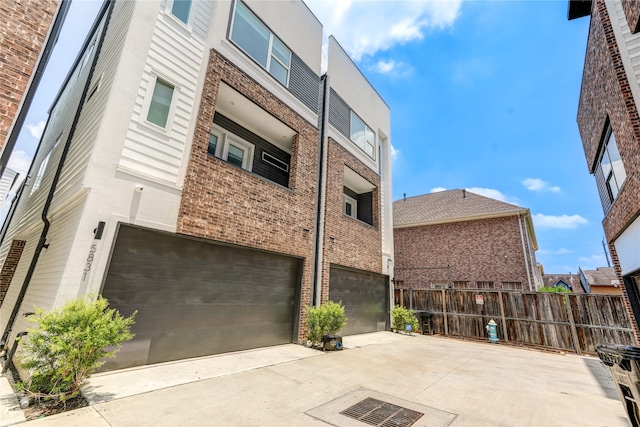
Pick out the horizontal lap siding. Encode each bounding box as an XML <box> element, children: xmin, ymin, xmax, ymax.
<box><xmin>119</xmin><ymin>5</ymin><xmax>211</xmax><ymax>184</ymax></box>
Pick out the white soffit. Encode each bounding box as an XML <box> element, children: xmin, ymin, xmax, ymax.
<box><xmin>614</xmin><ymin>214</ymin><xmax>640</xmax><ymax>275</ymax></box>
<box><xmin>344</xmin><ymin>166</ymin><xmax>374</xmax><ymax>193</ymax></box>
<box><xmin>216</xmin><ymin>82</ymin><xmax>295</xmax><ymax>152</ymax></box>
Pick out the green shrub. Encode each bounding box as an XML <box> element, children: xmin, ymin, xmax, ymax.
<box><xmin>538</xmin><ymin>285</ymin><xmax>572</xmax><ymax>293</ymax></box>
<box><xmin>306</xmin><ymin>300</ymin><xmax>347</xmax><ymax>347</ymax></box>
<box><xmin>391</xmin><ymin>306</ymin><xmax>419</xmax><ymax>333</ymax></box>
<box><xmin>17</xmin><ymin>296</ymin><xmax>136</xmax><ymax>401</ymax></box>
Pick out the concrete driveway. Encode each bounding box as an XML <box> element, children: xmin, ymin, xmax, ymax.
<box><xmin>3</xmin><ymin>332</ymin><xmax>630</xmax><ymax>426</ymax></box>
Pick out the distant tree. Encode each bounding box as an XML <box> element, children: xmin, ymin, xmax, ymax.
<box><xmin>538</xmin><ymin>285</ymin><xmax>572</xmax><ymax>293</ymax></box>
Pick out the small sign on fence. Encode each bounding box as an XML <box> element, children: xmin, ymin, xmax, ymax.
<box><xmin>475</xmin><ymin>295</ymin><xmax>484</xmax><ymax>305</ymax></box>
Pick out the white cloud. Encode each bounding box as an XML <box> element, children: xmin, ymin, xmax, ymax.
<box><xmin>537</xmin><ymin>248</ymin><xmax>572</xmax><ymax>255</ymax></box>
<box><xmin>578</xmin><ymin>254</ymin><xmax>607</xmax><ymax>267</ymax></box>
<box><xmin>532</xmin><ymin>213</ymin><xmax>588</xmax><ymax>229</ymax></box>
<box><xmin>26</xmin><ymin>121</ymin><xmax>46</xmax><ymax>140</ymax></box>
<box><xmin>306</xmin><ymin>0</ymin><xmax>463</xmax><ymax>61</ymax></box>
<box><xmin>7</xmin><ymin>150</ymin><xmax>32</xmax><ymax>176</ymax></box>
<box><xmin>375</xmin><ymin>60</ymin><xmax>396</xmax><ymax>74</ymax></box>
<box><xmin>465</xmin><ymin>187</ymin><xmax>512</xmax><ymax>203</ymax></box>
<box><xmin>390</xmin><ymin>143</ymin><xmax>399</xmax><ymax>162</ymax></box>
<box><xmin>430</xmin><ymin>187</ymin><xmax>447</xmax><ymax>193</ymax></box>
<box><xmin>522</xmin><ymin>178</ymin><xmax>561</xmax><ymax>192</ymax></box>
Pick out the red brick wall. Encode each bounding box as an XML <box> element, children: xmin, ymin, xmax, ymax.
<box><xmin>577</xmin><ymin>0</ymin><xmax>640</xmax><ymax>242</ymax></box>
<box><xmin>177</xmin><ymin>49</ymin><xmax>319</xmax><ymax>339</ymax></box>
<box><xmin>320</xmin><ymin>138</ymin><xmax>382</xmax><ymax>301</ymax></box>
<box><xmin>577</xmin><ymin>0</ymin><xmax>640</xmax><ymax>340</ymax></box>
<box><xmin>394</xmin><ymin>216</ymin><xmax>531</xmax><ymax>290</ymax></box>
<box><xmin>0</xmin><ymin>0</ymin><xmax>58</xmax><ymax>146</ymax></box>
<box><xmin>0</xmin><ymin>240</ymin><xmax>25</xmax><ymax>307</ymax></box>
<box><xmin>622</xmin><ymin>0</ymin><xmax>640</xmax><ymax>34</ymax></box>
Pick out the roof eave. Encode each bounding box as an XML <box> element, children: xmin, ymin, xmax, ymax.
<box><xmin>568</xmin><ymin>0</ymin><xmax>592</xmax><ymax>20</ymax></box>
<box><xmin>394</xmin><ymin>209</ymin><xmax>528</xmax><ymax>229</ymax></box>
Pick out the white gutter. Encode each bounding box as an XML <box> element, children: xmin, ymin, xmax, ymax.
<box><xmin>518</xmin><ymin>212</ymin><xmax>533</xmax><ymax>291</ymax></box>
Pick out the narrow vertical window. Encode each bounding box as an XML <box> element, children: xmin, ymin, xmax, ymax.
<box><xmin>147</xmin><ymin>79</ymin><xmax>174</xmax><ymax>128</ymax></box>
<box><xmin>600</xmin><ymin>127</ymin><xmax>627</xmax><ymax>203</ymax></box>
<box><xmin>171</xmin><ymin>0</ymin><xmax>192</xmax><ymax>24</ymax></box>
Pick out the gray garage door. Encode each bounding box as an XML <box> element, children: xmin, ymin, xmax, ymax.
<box><xmin>328</xmin><ymin>265</ymin><xmax>389</xmax><ymax>336</ymax></box>
<box><xmin>100</xmin><ymin>225</ymin><xmax>301</xmax><ymax>370</ymax></box>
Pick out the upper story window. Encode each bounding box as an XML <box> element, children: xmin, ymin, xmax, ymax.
<box><xmin>147</xmin><ymin>78</ymin><xmax>175</xmax><ymax>129</ymax></box>
<box><xmin>208</xmin><ymin>125</ymin><xmax>255</xmax><ymax>172</ymax></box>
<box><xmin>169</xmin><ymin>0</ymin><xmax>192</xmax><ymax>24</ymax></box>
<box><xmin>230</xmin><ymin>1</ymin><xmax>291</xmax><ymax>86</ymax></box>
<box><xmin>350</xmin><ymin>112</ymin><xmax>375</xmax><ymax>160</ymax></box>
<box><xmin>600</xmin><ymin>126</ymin><xmax>627</xmax><ymax>203</ymax></box>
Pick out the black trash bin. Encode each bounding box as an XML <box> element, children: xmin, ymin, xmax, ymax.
<box><xmin>414</xmin><ymin>311</ymin><xmax>433</xmax><ymax>335</ymax></box>
<box><xmin>596</xmin><ymin>343</ymin><xmax>640</xmax><ymax>427</ymax></box>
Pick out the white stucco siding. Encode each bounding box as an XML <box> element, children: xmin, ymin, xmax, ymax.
<box><xmin>614</xmin><ymin>215</ymin><xmax>640</xmax><ymax>275</ymax></box>
<box><xmin>326</xmin><ymin>37</ymin><xmax>391</xmax><ymax>173</ymax></box>
<box><xmin>245</xmin><ymin>0</ymin><xmax>322</xmax><ymax>72</ymax></box>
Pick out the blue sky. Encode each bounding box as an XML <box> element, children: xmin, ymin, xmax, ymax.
<box><xmin>6</xmin><ymin>0</ymin><xmax>603</xmax><ymax>275</ymax></box>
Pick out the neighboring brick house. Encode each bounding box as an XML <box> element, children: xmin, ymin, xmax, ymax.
<box><xmin>542</xmin><ymin>273</ymin><xmax>584</xmax><ymax>292</ymax></box>
<box><xmin>0</xmin><ymin>0</ymin><xmax>393</xmax><ymax>372</ymax></box>
<box><xmin>579</xmin><ymin>267</ymin><xmax>622</xmax><ymax>294</ymax></box>
<box><xmin>393</xmin><ymin>189</ymin><xmax>542</xmax><ymax>291</ymax></box>
<box><xmin>569</xmin><ymin>0</ymin><xmax>640</xmax><ymax>340</ymax></box>
<box><xmin>0</xmin><ymin>0</ymin><xmax>68</xmax><ymax>175</ymax></box>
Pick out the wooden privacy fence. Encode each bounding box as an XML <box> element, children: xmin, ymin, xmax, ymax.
<box><xmin>394</xmin><ymin>288</ymin><xmax>635</xmax><ymax>354</ymax></box>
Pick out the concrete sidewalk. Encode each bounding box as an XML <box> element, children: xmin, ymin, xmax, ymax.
<box><xmin>1</xmin><ymin>332</ymin><xmax>630</xmax><ymax>426</ymax></box>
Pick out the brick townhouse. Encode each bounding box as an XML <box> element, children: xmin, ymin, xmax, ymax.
<box><xmin>569</xmin><ymin>0</ymin><xmax>640</xmax><ymax>340</ymax></box>
<box><xmin>0</xmin><ymin>0</ymin><xmax>393</xmax><ymax>371</ymax></box>
<box><xmin>393</xmin><ymin>189</ymin><xmax>542</xmax><ymax>291</ymax></box>
<box><xmin>0</xmin><ymin>0</ymin><xmax>68</xmax><ymax>175</ymax></box>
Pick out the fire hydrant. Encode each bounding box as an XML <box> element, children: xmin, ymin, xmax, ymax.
<box><xmin>486</xmin><ymin>319</ymin><xmax>499</xmax><ymax>344</ymax></box>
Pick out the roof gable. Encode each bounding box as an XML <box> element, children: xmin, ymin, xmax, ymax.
<box><xmin>393</xmin><ymin>189</ymin><xmax>526</xmax><ymax>227</ymax></box>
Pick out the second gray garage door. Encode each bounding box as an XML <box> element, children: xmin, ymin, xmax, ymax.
<box><xmin>101</xmin><ymin>225</ymin><xmax>301</xmax><ymax>370</ymax></box>
<box><xmin>328</xmin><ymin>265</ymin><xmax>389</xmax><ymax>336</ymax></box>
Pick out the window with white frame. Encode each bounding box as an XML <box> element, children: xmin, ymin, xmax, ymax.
<box><xmin>169</xmin><ymin>0</ymin><xmax>192</xmax><ymax>24</ymax></box>
<box><xmin>146</xmin><ymin>77</ymin><xmax>175</xmax><ymax>129</ymax></box>
<box><xmin>29</xmin><ymin>136</ymin><xmax>61</xmax><ymax>196</ymax></box>
<box><xmin>600</xmin><ymin>126</ymin><xmax>627</xmax><ymax>203</ymax></box>
<box><xmin>350</xmin><ymin>112</ymin><xmax>375</xmax><ymax>159</ymax></box>
<box><xmin>208</xmin><ymin>125</ymin><xmax>255</xmax><ymax>171</ymax></box>
<box><xmin>229</xmin><ymin>1</ymin><xmax>291</xmax><ymax>86</ymax></box>
<box><xmin>343</xmin><ymin>194</ymin><xmax>357</xmax><ymax>218</ymax></box>
<box><xmin>30</xmin><ymin>152</ymin><xmax>51</xmax><ymax>196</ymax></box>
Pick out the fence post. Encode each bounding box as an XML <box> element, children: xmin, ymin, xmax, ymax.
<box><xmin>442</xmin><ymin>289</ymin><xmax>448</xmax><ymax>336</ymax></box>
<box><xmin>409</xmin><ymin>288</ymin><xmax>413</xmax><ymax>310</ymax></box>
<box><xmin>565</xmin><ymin>294</ymin><xmax>582</xmax><ymax>355</ymax></box>
<box><xmin>498</xmin><ymin>291</ymin><xmax>509</xmax><ymax>342</ymax></box>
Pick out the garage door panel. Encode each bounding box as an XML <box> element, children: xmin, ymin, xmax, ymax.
<box><xmin>101</xmin><ymin>225</ymin><xmax>300</xmax><ymax>370</ymax></box>
<box><xmin>329</xmin><ymin>266</ymin><xmax>388</xmax><ymax>336</ymax></box>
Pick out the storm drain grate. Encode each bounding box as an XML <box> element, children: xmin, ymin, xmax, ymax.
<box><xmin>340</xmin><ymin>397</ymin><xmax>424</xmax><ymax>427</ymax></box>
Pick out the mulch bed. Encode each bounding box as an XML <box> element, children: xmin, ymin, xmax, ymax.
<box><xmin>3</xmin><ymin>362</ymin><xmax>88</xmax><ymax>421</ymax></box>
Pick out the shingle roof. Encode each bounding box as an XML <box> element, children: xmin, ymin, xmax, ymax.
<box><xmin>393</xmin><ymin>189</ymin><xmax>527</xmax><ymax>227</ymax></box>
<box><xmin>581</xmin><ymin>267</ymin><xmax>617</xmax><ymax>287</ymax></box>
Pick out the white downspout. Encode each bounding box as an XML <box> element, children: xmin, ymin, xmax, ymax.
<box><xmin>518</xmin><ymin>212</ymin><xmax>533</xmax><ymax>291</ymax></box>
